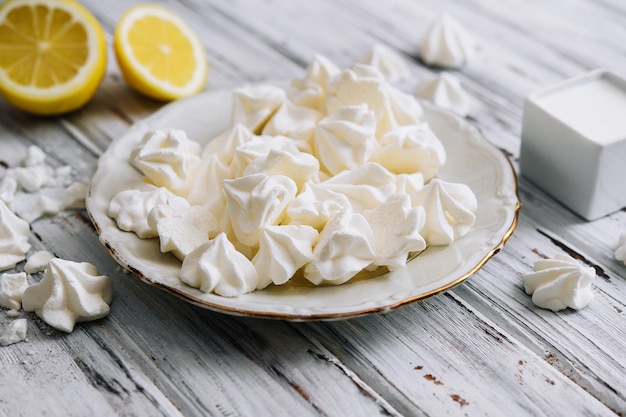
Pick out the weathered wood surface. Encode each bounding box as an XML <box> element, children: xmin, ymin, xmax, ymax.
<box><xmin>1</xmin><ymin>0</ymin><xmax>625</xmax><ymax>416</ymax></box>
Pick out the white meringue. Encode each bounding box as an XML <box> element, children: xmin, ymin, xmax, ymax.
<box><xmin>253</xmin><ymin>224</ymin><xmax>319</xmax><ymax>289</ymax></box>
<box><xmin>323</xmin><ymin>162</ymin><xmax>396</xmax><ymax>213</ymax></box>
<box><xmin>371</xmin><ymin>123</ymin><xmax>446</xmax><ymax>180</ymax></box>
<box><xmin>287</xmin><ymin>54</ymin><xmax>340</xmax><ymax>111</ymax></box>
<box><xmin>19</xmin><ymin>181</ymin><xmax>88</xmax><ymax>223</ymax></box>
<box><xmin>186</xmin><ymin>153</ymin><xmax>234</xmax><ymax>206</ymax></box>
<box><xmin>304</xmin><ymin>208</ymin><xmax>376</xmax><ymax>285</ymax></box>
<box><xmin>0</xmin><ymin>200</ymin><xmax>31</xmax><ymax>272</ymax></box>
<box><xmin>523</xmin><ymin>254</ymin><xmax>595</xmax><ymax>312</ymax></box>
<box><xmin>615</xmin><ymin>233</ymin><xmax>626</xmax><ymax>266</ymax></box>
<box><xmin>223</xmin><ymin>173</ymin><xmax>297</xmax><ymax>248</ymax></box>
<box><xmin>0</xmin><ymin>318</ymin><xmax>27</xmax><ymax>346</ymax></box>
<box><xmin>21</xmin><ymin>145</ymin><xmax>46</xmax><ymax>166</ymax></box>
<box><xmin>181</xmin><ymin>233</ymin><xmax>258</xmax><ymax>297</ymax></box>
<box><xmin>201</xmin><ymin>123</ymin><xmax>254</xmax><ymax>163</ymax></box>
<box><xmin>314</xmin><ymin>104</ymin><xmax>376</xmax><ymax>175</ymax></box>
<box><xmin>109</xmin><ymin>186</ymin><xmax>174</xmax><ymax>238</ymax></box>
<box><xmin>415</xmin><ymin>73</ymin><xmax>471</xmax><ymax>117</ymax></box>
<box><xmin>131</xmin><ymin>128</ymin><xmax>202</xmax><ymax>196</ymax></box>
<box><xmin>286</xmin><ymin>182</ymin><xmax>352</xmax><ymax>230</ymax></box>
<box><xmin>11</xmin><ymin>164</ymin><xmax>57</xmax><ymax>192</ymax></box>
<box><xmin>148</xmin><ymin>196</ymin><xmax>217</xmax><ymax>260</ymax></box>
<box><xmin>394</xmin><ymin>172</ymin><xmax>425</xmax><ymax>196</ymax></box>
<box><xmin>0</xmin><ymin>271</ymin><xmax>29</xmax><ymax>310</ymax></box>
<box><xmin>22</xmin><ymin>259</ymin><xmax>113</xmax><ymax>333</ymax></box>
<box><xmin>419</xmin><ymin>14</ymin><xmax>475</xmax><ymax>69</ymax></box>
<box><xmin>0</xmin><ymin>175</ymin><xmax>17</xmax><ymax>211</ymax></box>
<box><xmin>243</xmin><ymin>148</ymin><xmax>319</xmax><ymax>192</ymax></box>
<box><xmin>232</xmin><ymin>135</ymin><xmax>301</xmax><ymax>177</ymax></box>
<box><xmin>411</xmin><ymin>178</ymin><xmax>477</xmax><ymax>245</ymax></box>
<box><xmin>360</xmin><ymin>43</ymin><xmax>410</xmax><ymax>83</ymax></box>
<box><xmin>24</xmin><ymin>251</ymin><xmax>55</xmax><ymax>274</ymax></box>
<box><xmin>363</xmin><ymin>194</ymin><xmax>426</xmax><ymax>271</ymax></box>
<box><xmin>262</xmin><ymin>101</ymin><xmax>324</xmax><ymax>152</ymax></box>
<box><xmin>231</xmin><ymin>85</ymin><xmax>286</xmax><ymax>134</ymax></box>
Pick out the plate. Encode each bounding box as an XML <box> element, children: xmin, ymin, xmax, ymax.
<box><xmin>86</xmin><ymin>87</ymin><xmax>520</xmax><ymax>320</ymax></box>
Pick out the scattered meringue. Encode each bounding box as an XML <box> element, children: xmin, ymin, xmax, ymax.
<box><xmin>19</xmin><ymin>182</ymin><xmax>88</xmax><ymax>223</ymax></box>
<box><xmin>360</xmin><ymin>43</ymin><xmax>411</xmax><ymax>83</ymax></box>
<box><xmin>615</xmin><ymin>233</ymin><xmax>626</xmax><ymax>266</ymax></box>
<box><xmin>0</xmin><ymin>318</ymin><xmax>27</xmax><ymax>346</ymax></box>
<box><xmin>0</xmin><ymin>271</ymin><xmax>29</xmax><ymax>310</ymax></box>
<box><xmin>415</xmin><ymin>73</ymin><xmax>472</xmax><ymax>117</ymax></box>
<box><xmin>21</xmin><ymin>145</ymin><xmax>46</xmax><ymax>166</ymax></box>
<box><xmin>523</xmin><ymin>254</ymin><xmax>595</xmax><ymax>312</ymax></box>
<box><xmin>24</xmin><ymin>251</ymin><xmax>55</xmax><ymax>274</ymax></box>
<box><xmin>419</xmin><ymin>13</ymin><xmax>475</xmax><ymax>68</ymax></box>
<box><xmin>22</xmin><ymin>259</ymin><xmax>114</xmax><ymax>333</ymax></box>
<box><xmin>0</xmin><ymin>200</ymin><xmax>31</xmax><ymax>272</ymax></box>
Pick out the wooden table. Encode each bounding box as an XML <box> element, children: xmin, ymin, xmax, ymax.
<box><xmin>1</xmin><ymin>0</ymin><xmax>625</xmax><ymax>416</ymax></box>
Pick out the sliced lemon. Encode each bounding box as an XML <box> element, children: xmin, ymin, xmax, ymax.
<box><xmin>0</xmin><ymin>0</ymin><xmax>107</xmax><ymax>115</ymax></box>
<box><xmin>114</xmin><ymin>4</ymin><xmax>209</xmax><ymax>101</ymax></box>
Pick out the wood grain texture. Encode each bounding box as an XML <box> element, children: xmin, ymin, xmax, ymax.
<box><xmin>1</xmin><ymin>0</ymin><xmax>625</xmax><ymax>416</ymax></box>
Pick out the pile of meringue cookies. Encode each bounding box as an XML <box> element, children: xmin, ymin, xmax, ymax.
<box><xmin>1</xmin><ymin>14</ymin><xmax>626</xmax><ymax>346</ymax></box>
<box><xmin>109</xmin><ymin>53</ymin><xmax>479</xmax><ymax>297</ymax></box>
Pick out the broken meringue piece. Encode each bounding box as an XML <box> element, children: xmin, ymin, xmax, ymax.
<box><xmin>0</xmin><ymin>200</ymin><xmax>31</xmax><ymax>272</ymax></box>
<box><xmin>415</xmin><ymin>73</ymin><xmax>472</xmax><ymax>117</ymax></box>
<box><xmin>0</xmin><ymin>271</ymin><xmax>28</xmax><ymax>310</ymax></box>
<box><xmin>24</xmin><ymin>251</ymin><xmax>55</xmax><ymax>274</ymax></box>
<box><xmin>419</xmin><ymin>13</ymin><xmax>475</xmax><ymax>68</ymax></box>
<box><xmin>181</xmin><ymin>233</ymin><xmax>258</xmax><ymax>297</ymax></box>
<box><xmin>22</xmin><ymin>259</ymin><xmax>113</xmax><ymax>333</ymax></box>
<box><xmin>523</xmin><ymin>254</ymin><xmax>595</xmax><ymax>312</ymax></box>
<box><xmin>0</xmin><ymin>318</ymin><xmax>27</xmax><ymax>346</ymax></box>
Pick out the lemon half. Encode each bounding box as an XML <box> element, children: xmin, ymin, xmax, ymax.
<box><xmin>0</xmin><ymin>0</ymin><xmax>107</xmax><ymax>115</ymax></box>
<box><xmin>114</xmin><ymin>4</ymin><xmax>209</xmax><ymax>101</ymax></box>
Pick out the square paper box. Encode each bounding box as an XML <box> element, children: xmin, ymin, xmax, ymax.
<box><xmin>520</xmin><ymin>69</ymin><xmax>626</xmax><ymax>220</ymax></box>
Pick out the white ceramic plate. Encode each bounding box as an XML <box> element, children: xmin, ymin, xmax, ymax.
<box><xmin>86</xmin><ymin>87</ymin><xmax>520</xmax><ymax>320</ymax></box>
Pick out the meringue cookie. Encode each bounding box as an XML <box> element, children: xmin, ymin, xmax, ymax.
<box><xmin>243</xmin><ymin>148</ymin><xmax>319</xmax><ymax>192</ymax></box>
<box><xmin>22</xmin><ymin>259</ymin><xmax>114</xmax><ymax>333</ymax></box>
<box><xmin>253</xmin><ymin>224</ymin><xmax>319</xmax><ymax>289</ymax></box>
<box><xmin>285</xmin><ymin>182</ymin><xmax>352</xmax><ymax>230</ymax></box>
<box><xmin>323</xmin><ymin>163</ymin><xmax>396</xmax><ymax>212</ymax></box>
<box><xmin>304</xmin><ymin>208</ymin><xmax>376</xmax><ymax>285</ymax></box>
<box><xmin>181</xmin><ymin>233</ymin><xmax>258</xmax><ymax>297</ymax></box>
<box><xmin>231</xmin><ymin>85</ymin><xmax>286</xmax><ymax>134</ymax></box>
<box><xmin>262</xmin><ymin>101</ymin><xmax>324</xmax><ymax>152</ymax></box>
<box><xmin>131</xmin><ymin>128</ymin><xmax>202</xmax><ymax>196</ymax></box>
<box><xmin>0</xmin><ymin>271</ymin><xmax>28</xmax><ymax>310</ymax></box>
<box><xmin>24</xmin><ymin>250</ymin><xmax>55</xmax><ymax>274</ymax></box>
<box><xmin>287</xmin><ymin>54</ymin><xmax>340</xmax><ymax>110</ymax></box>
<box><xmin>148</xmin><ymin>196</ymin><xmax>217</xmax><ymax>260</ymax></box>
<box><xmin>394</xmin><ymin>172</ymin><xmax>425</xmax><ymax>196</ymax></box>
<box><xmin>371</xmin><ymin>123</ymin><xmax>446</xmax><ymax>180</ymax></box>
<box><xmin>363</xmin><ymin>194</ymin><xmax>426</xmax><ymax>271</ymax></box>
<box><xmin>419</xmin><ymin>13</ymin><xmax>475</xmax><ymax>68</ymax></box>
<box><xmin>223</xmin><ymin>173</ymin><xmax>297</xmax><ymax>248</ymax></box>
<box><xmin>0</xmin><ymin>200</ymin><xmax>31</xmax><ymax>272</ymax></box>
<box><xmin>415</xmin><ymin>73</ymin><xmax>471</xmax><ymax>117</ymax></box>
<box><xmin>232</xmin><ymin>135</ymin><xmax>301</xmax><ymax>177</ymax></box>
<box><xmin>615</xmin><ymin>233</ymin><xmax>626</xmax><ymax>266</ymax></box>
<box><xmin>360</xmin><ymin>43</ymin><xmax>410</xmax><ymax>83</ymax></box>
<box><xmin>201</xmin><ymin>123</ymin><xmax>254</xmax><ymax>165</ymax></box>
<box><xmin>0</xmin><ymin>318</ymin><xmax>27</xmax><ymax>346</ymax></box>
<box><xmin>109</xmin><ymin>186</ymin><xmax>174</xmax><ymax>238</ymax></box>
<box><xmin>186</xmin><ymin>153</ymin><xmax>234</xmax><ymax>206</ymax></box>
<box><xmin>523</xmin><ymin>254</ymin><xmax>595</xmax><ymax>312</ymax></box>
<box><xmin>411</xmin><ymin>178</ymin><xmax>477</xmax><ymax>245</ymax></box>
<box><xmin>314</xmin><ymin>104</ymin><xmax>377</xmax><ymax>175</ymax></box>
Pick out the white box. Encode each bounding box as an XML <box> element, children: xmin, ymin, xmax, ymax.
<box><xmin>520</xmin><ymin>69</ymin><xmax>626</xmax><ymax>220</ymax></box>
